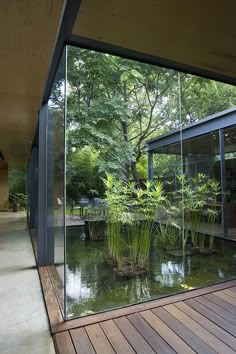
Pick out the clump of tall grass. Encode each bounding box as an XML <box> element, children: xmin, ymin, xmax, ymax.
<box><xmin>103</xmin><ymin>175</ymin><xmax>167</xmax><ymax>275</ymax></box>
<box><xmin>176</xmin><ymin>173</ymin><xmax>220</xmax><ymax>251</ymax></box>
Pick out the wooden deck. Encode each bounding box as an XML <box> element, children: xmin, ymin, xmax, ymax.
<box><xmin>50</xmin><ymin>279</ymin><xmax>236</xmax><ymax>354</ymax></box>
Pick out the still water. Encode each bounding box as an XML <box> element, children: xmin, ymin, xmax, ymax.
<box><xmin>66</xmin><ymin>226</ymin><xmax>236</xmax><ymax>319</ymax></box>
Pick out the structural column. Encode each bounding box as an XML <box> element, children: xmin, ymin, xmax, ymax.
<box><xmin>147</xmin><ymin>151</ymin><xmax>153</xmax><ymax>181</ymax></box>
<box><xmin>219</xmin><ymin>128</ymin><xmax>228</xmax><ymax>237</ymax></box>
<box><xmin>37</xmin><ymin>103</ymin><xmax>54</xmax><ymax>266</ymax></box>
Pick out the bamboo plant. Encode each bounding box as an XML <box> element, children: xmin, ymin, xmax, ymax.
<box><xmin>103</xmin><ymin>175</ymin><xmax>167</xmax><ymax>275</ymax></box>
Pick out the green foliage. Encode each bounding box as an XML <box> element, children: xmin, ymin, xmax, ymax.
<box><xmin>66</xmin><ymin>146</ymin><xmax>105</xmax><ymax>200</ymax></box>
<box><xmin>176</xmin><ymin>173</ymin><xmax>220</xmax><ymax>250</ymax></box>
<box><xmin>9</xmin><ymin>168</ymin><xmax>26</xmax><ymax>195</ymax></box>
<box><xmin>156</xmin><ymin>221</ymin><xmax>182</xmax><ymax>249</ymax></box>
<box><xmin>136</xmin><ymin>155</ymin><xmax>147</xmax><ymax>179</ymax></box>
<box><xmin>103</xmin><ymin>174</ymin><xmax>167</xmax><ymax>272</ymax></box>
<box><xmin>9</xmin><ymin>192</ymin><xmax>27</xmax><ymax>209</ymax></box>
<box><xmin>65</xmin><ymin>46</ymin><xmax>236</xmax><ymax>190</ymax></box>
<box><xmin>66</xmin><ymin>47</ymin><xmax>178</xmax><ymax>181</ymax></box>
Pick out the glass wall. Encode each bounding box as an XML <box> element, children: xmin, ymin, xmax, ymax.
<box><xmin>64</xmin><ymin>46</ymin><xmax>186</xmax><ymax>319</ymax></box>
<box><xmin>47</xmin><ymin>49</ymin><xmax>66</xmax><ymax>313</ymax></box>
<box><xmin>62</xmin><ymin>46</ymin><xmax>236</xmax><ymax>320</ymax></box>
<box><xmin>28</xmin><ymin>44</ymin><xmax>236</xmax><ymax>321</ymax></box>
<box><xmin>182</xmin><ymin>132</ymin><xmax>221</xmax><ymax>248</ymax></box>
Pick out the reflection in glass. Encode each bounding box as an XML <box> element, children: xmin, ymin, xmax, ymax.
<box><xmin>65</xmin><ymin>228</ymin><xmax>236</xmax><ymax>318</ymax></box>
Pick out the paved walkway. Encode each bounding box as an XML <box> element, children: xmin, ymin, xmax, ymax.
<box><xmin>0</xmin><ymin>212</ymin><xmax>55</xmax><ymax>354</ymax></box>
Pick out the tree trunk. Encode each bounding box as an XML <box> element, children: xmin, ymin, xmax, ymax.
<box><xmin>130</xmin><ymin>161</ymin><xmax>140</xmax><ymax>186</ymax></box>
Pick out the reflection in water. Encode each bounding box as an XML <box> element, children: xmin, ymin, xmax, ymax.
<box><xmin>66</xmin><ymin>227</ymin><xmax>236</xmax><ymax>318</ymax></box>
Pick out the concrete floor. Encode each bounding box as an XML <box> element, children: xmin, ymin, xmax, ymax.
<box><xmin>0</xmin><ymin>212</ymin><xmax>55</xmax><ymax>354</ymax></box>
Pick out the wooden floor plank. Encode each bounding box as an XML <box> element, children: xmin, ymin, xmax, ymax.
<box><xmin>204</xmin><ymin>293</ymin><xmax>236</xmax><ymax>316</ymax></box>
<box><xmin>53</xmin><ymin>332</ymin><xmax>76</xmax><ymax>354</ymax></box>
<box><xmin>175</xmin><ymin>301</ymin><xmax>236</xmax><ymax>350</ymax></box>
<box><xmin>214</xmin><ymin>290</ymin><xmax>236</xmax><ymax>306</ymax></box>
<box><xmin>164</xmin><ymin>304</ymin><xmax>235</xmax><ymax>354</ymax></box>
<box><xmin>229</xmin><ymin>286</ymin><xmax>236</xmax><ymax>293</ymax></box>
<box><xmin>140</xmin><ymin>309</ymin><xmax>195</xmax><ymax>354</ymax></box>
<box><xmin>52</xmin><ymin>279</ymin><xmax>236</xmax><ymax>333</ymax></box>
<box><xmin>153</xmin><ymin>307</ymin><xmax>216</xmax><ymax>354</ymax></box>
<box><xmin>38</xmin><ymin>267</ymin><xmax>63</xmax><ymax>330</ymax></box>
<box><xmin>86</xmin><ymin>323</ymin><xmax>115</xmax><ymax>354</ymax></box>
<box><xmin>196</xmin><ymin>295</ymin><xmax>236</xmax><ymax>324</ymax></box>
<box><xmin>186</xmin><ymin>298</ymin><xmax>236</xmax><ymax>337</ymax></box>
<box><xmin>70</xmin><ymin>327</ymin><xmax>95</xmax><ymax>354</ymax></box>
<box><xmin>128</xmin><ymin>313</ymin><xmax>175</xmax><ymax>354</ymax></box>
<box><xmin>114</xmin><ymin>316</ymin><xmax>156</xmax><ymax>354</ymax></box>
<box><xmin>100</xmin><ymin>319</ymin><xmax>135</xmax><ymax>354</ymax></box>
<box><xmin>49</xmin><ymin>281</ymin><xmax>236</xmax><ymax>354</ymax></box>
<box><xmin>223</xmin><ymin>288</ymin><xmax>236</xmax><ymax>300</ymax></box>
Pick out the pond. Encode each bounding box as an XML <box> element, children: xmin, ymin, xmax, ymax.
<box><xmin>66</xmin><ymin>226</ymin><xmax>236</xmax><ymax>319</ymax></box>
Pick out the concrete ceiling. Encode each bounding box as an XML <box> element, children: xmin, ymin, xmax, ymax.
<box><xmin>0</xmin><ymin>0</ymin><xmax>63</xmax><ymax>168</ymax></box>
<box><xmin>2</xmin><ymin>0</ymin><xmax>236</xmax><ymax>168</ymax></box>
<box><xmin>73</xmin><ymin>0</ymin><xmax>236</xmax><ymax>82</ymax></box>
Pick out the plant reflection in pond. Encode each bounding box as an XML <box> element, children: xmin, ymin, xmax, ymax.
<box><xmin>66</xmin><ymin>227</ymin><xmax>236</xmax><ymax>319</ymax></box>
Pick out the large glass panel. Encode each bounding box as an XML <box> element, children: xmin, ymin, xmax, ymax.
<box><xmin>64</xmin><ymin>45</ymin><xmax>236</xmax><ymax>320</ymax></box>
<box><xmin>224</xmin><ymin>126</ymin><xmax>236</xmax><ymax>237</ymax></box>
<box><xmin>47</xmin><ymin>50</ymin><xmax>66</xmax><ymax>313</ymax></box>
<box><xmin>182</xmin><ymin>132</ymin><xmax>221</xmax><ymax>248</ymax></box>
<box><xmin>65</xmin><ymin>46</ymin><xmax>183</xmax><ymax>319</ymax></box>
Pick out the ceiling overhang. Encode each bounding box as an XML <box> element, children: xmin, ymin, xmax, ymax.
<box><xmin>0</xmin><ymin>0</ymin><xmax>64</xmax><ymax>168</ymax></box>
<box><xmin>2</xmin><ymin>0</ymin><xmax>236</xmax><ymax>168</ymax></box>
<box><xmin>71</xmin><ymin>0</ymin><xmax>236</xmax><ymax>85</ymax></box>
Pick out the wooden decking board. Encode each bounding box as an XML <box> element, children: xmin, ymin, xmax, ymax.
<box><xmin>164</xmin><ymin>304</ymin><xmax>235</xmax><ymax>354</ymax></box>
<box><xmin>152</xmin><ymin>307</ymin><xmax>216</xmax><ymax>354</ymax></box>
<box><xmin>140</xmin><ymin>310</ymin><xmax>195</xmax><ymax>354</ymax></box>
<box><xmin>214</xmin><ymin>290</ymin><xmax>236</xmax><ymax>306</ymax></box>
<box><xmin>52</xmin><ymin>279</ymin><xmax>236</xmax><ymax>333</ymax></box>
<box><xmin>52</xmin><ymin>280</ymin><xmax>236</xmax><ymax>354</ymax></box>
<box><xmin>70</xmin><ymin>327</ymin><xmax>96</xmax><ymax>354</ymax></box>
<box><xmin>175</xmin><ymin>301</ymin><xmax>236</xmax><ymax>351</ymax></box>
<box><xmin>229</xmin><ymin>286</ymin><xmax>236</xmax><ymax>293</ymax></box>
<box><xmin>127</xmin><ymin>313</ymin><xmax>175</xmax><ymax>354</ymax></box>
<box><xmin>100</xmin><ymin>320</ymin><xmax>135</xmax><ymax>354</ymax></box>
<box><xmin>114</xmin><ymin>316</ymin><xmax>156</xmax><ymax>354</ymax></box>
<box><xmin>53</xmin><ymin>331</ymin><xmax>76</xmax><ymax>354</ymax></box>
<box><xmin>38</xmin><ymin>266</ymin><xmax>63</xmax><ymax>329</ymax></box>
<box><xmin>206</xmin><ymin>293</ymin><xmax>236</xmax><ymax>314</ymax></box>
<box><xmin>85</xmin><ymin>323</ymin><xmax>115</xmax><ymax>354</ymax></box>
<box><xmin>186</xmin><ymin>298</ymin><xmax>236</xmax><ymax>336</ymax></box>
<box><xmin>223</xmin><ymin>288</ymin><xmax>236</xmax><ymax>300</ymax></box>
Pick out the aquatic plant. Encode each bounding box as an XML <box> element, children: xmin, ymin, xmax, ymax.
<box><xmin>103</xmin><ymin>175</ymin><xmax>167</xmax><ymax>274</ymax></box>
<box><xmin>157</xmin><ymin>220</ymin><xmax>182</xmax><ymax>249</ymax></box>
<box><xmin>103</xmin><ymin>175</ymin><xmax>128</xmax><ymax>267</ymax></box>
<box><xmin>177</xmin><ymin>173</ymin><xmax>220</xmax><ymax>251</ymax></box>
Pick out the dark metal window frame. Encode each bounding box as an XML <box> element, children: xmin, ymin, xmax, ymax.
<box><xmin>146</xmin><ymin>107</ymin><xmax>236</xmax><ymax>153</ymax></box>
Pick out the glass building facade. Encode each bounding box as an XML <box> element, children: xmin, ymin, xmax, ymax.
<box><xmin>27</xmin><ymin>46</ymin><xmax>236</xmax><ymax>320</ymax></box>
<box><xmin>147</xmin><ymin>110</ymin><xmax>236</xmax><ymax>238</ymax></box>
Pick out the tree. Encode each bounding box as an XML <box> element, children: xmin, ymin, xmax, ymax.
<box><xmin>67</xmin><ymin>47</ymin><xmax>178</xmax><ymax>182</ymax></box>
<box><xmin>9</xmin><ymin>168</ymin><xmax>26</xmax><ymax>195</ymax></box>
<box><xmin>66</xmin><ymin>146</ymin><xmax>105</xmax><ymax>200</ymax></box>
<box><xmin>66</xmin><ymin>46</ymin><xmax>236</xmax><ymax>183</ymax></box>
